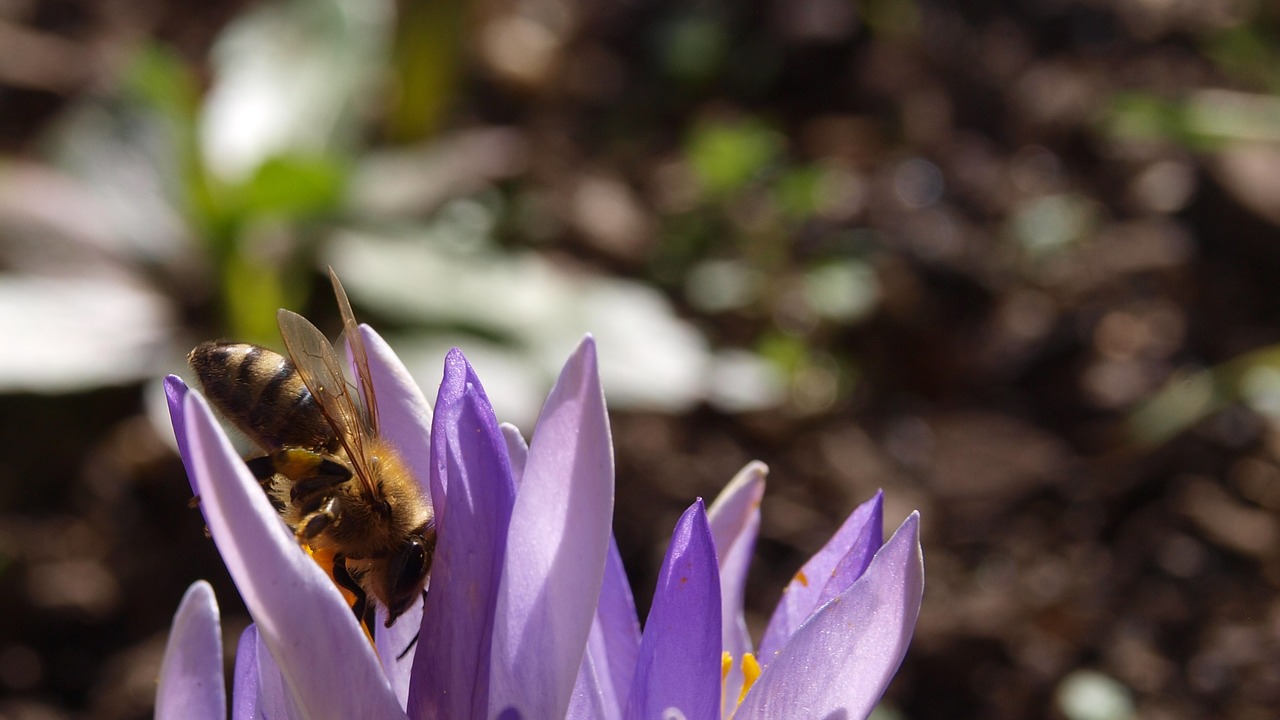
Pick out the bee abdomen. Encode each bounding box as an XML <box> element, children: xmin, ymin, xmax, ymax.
<box><xmin>189</xmin><ymin>341</ymin><xmax>336</xmax><ymax>452</ymax></box>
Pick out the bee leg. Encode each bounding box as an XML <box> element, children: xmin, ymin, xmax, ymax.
<box><xmin>331</xmin><ymin>554</ymin><xmax>371</xmax><ymax>630</ymax></box>
<box><xmin>290</xmin><ymin>465</ymin><xmax>352</xmax><ymax>503</ymax></box>
<box><xmin>394</xmin><ymin>589</ymin><xmax>428</xmax><ymax>661</ymax></box>
<box><xmin>397</xmin><ymin>633</ymin><xmax>419</xmax><ymax>661</ymax></box>
<box><xmin>297</xmin><ymin>496</ymin><xmax>339</xmax><ymax>541</ymax></box>
<box><xmin>245</xmin><ymin>455</ymin><xmax>279</xmax><ymax>482</ymax></box>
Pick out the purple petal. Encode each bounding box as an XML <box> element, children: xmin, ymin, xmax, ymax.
<box><xmin>570</xmin><ymin>536</ymin><xmax>641</xmax><ymax>720</ymax></box>
<box><xmin>758</xmin><ymin>491</ymin><xmax>883</xmax><ymax>661</ymax></box>
<box><xmin>357</xmin><ymin>325</ymin><xmax>434</xmax><ymax>500</ymax></box>
<box><xmin>377</xmin><ymin>596</ymin><xmax>424</xmax><ymax>710</ymax></box>
<box><xmin>568</xmin><ymin>653</ymin><xmax>611</xmax><ymax>720</ymax></box>
<box><xmin>163</xmin><ymin>375</ymin><xmax>198</xmax><ymax>497</ymax></box>
<box><xmin>408</xmin><ymin>349</ymin><xmax>517</xmax><ymax>719</ymax></box>
<box><xmin>226</xmin><ymin>624</ymin><xmax>304</xmax><ymax>720</ymax></box>
<box><xmin>706</xmin><ymin>461</ymin><xmax>766</xmax><ymax>715</ymax></box>
<box><xmin>255</xmin><ymin>625</ymin><xmax>306</xmax><ymax>720</ymax></box>
<box><xmin>624</xmin><ymin>501</ymin><xmax>721</xmax><ymax>720</ymax></box>
<box><xmin>181</xmin><ymin>391</ymin><xmax>404</xmax><ymax>719</ymax></box>
<box><xmin>490</xmin><ymin>337</ymin><xmax>615</xmax><ymax>718</ymax></box>
<box><xmin>500</xmin><ymin>422</ymin><xmax>529</xmax><ymax>486</ymax></box>
<box><xmin>231</xmin><ymin>625</ymin><xmax>261</xmax><ymax>720</ymax></box>
<box><xmin>156</xmin><ymin>580</ymin><xmax>224</xmax><ymax>720</ymax></box>
<box><xmin>735</xmin><ymin>513</ymin><xmax>923</xmax><ymax>719</ymax></box>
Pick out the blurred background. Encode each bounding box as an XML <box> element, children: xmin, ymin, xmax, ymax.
<box><xmin>2</xmin><ymin>0</ymin><xmax>1280</xmax><ymax>717</ymax></box>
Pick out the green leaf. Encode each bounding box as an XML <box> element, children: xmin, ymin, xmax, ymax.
<box><xmin>234</xmin><ymin>154</ymin><xmax>348</xmax><ymax>219</ymax></box>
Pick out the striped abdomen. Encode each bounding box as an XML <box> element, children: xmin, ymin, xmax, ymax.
<box><xmin>188</xmin><ymin>341</ymin><xmax>337</xmax><ymax>453</ymax></box>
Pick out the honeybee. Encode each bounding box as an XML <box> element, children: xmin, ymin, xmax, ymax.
<box><xmin>189</xmin><ymin>270</ymin><xmax>434</xmax><ymax>632</ymax></box>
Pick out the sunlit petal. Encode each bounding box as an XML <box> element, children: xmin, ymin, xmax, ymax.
<box><xmin>758</xmin><ymin>491</ymin><xmax>883</xmax><ymax>661</ymax></box>
<box><xmin>376</xmin><ymin>596</ymin><xmax>424</xmax><ymax>710</ymax></box>
<box><xmin>255</xmin><ymin>623</ymin><xmax>305</xmax><ymax>720</ymax></box>
<box><xmin>500</xmin><ymin>422</ymin><xmax>529</xmax><ymax>486</ymax></box>
<box><xmin>571</xmin><ymin>535</ymin><xmax>641</xmax><ymax>720</ymax></box>
<box><xmin>625</xmin><ymin>501</ymin><xmax>721</xmax><ymax>720</ymax></box>
<box><xmin>491</xmin><ymin>336</ymin><xmax>615</xmax><ymax>718</ymax></box>
<box><xmin>230</xmin><ymin>625</ymin><xmax>261</xmax><ymax>720</ymax></box>
<box><xmin>408</xmin><ymin>349</ymin><xmax>516</xmax><ymax>718</ymax></box>
<box><xmin>163</xmin><ymin>375</ymin><xmax>197</xmax><ymax>496</ymax></box>
<box><xmin>706</xmin><ymin>461</ymin><xmax>766</xmax><ymax>715</ymax></box>
<box><xmin>156</xmin><ymin>581</ymin><xmax>224</xmax><ymax>720</ymax></box>
<box><xmin>567</xmin><ymin>651</ymin><xmax>612</xmax><ymax>720</ymax></box>
<box><xmin>735</xmin><ymin>513</ymin><xmax>923</xmax><ymax>719</ymax></box>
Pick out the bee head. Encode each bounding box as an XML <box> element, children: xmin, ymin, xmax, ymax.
<box><xmin>382</xmin><ymin>523</ymin><xmax>436</xmax><ymax>626</ymax></box>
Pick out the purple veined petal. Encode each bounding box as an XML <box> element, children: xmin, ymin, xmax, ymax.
<box><xmin>231</xmin><ymin>625</ymin><xmax>262</xmax><ymax>720</ymax></box>
<box><xmin>180</xmin><ymin>391</ymin><xmax>405</xmax><ymax>720</ymax></box>
<box><xmin>568</xmin><ymin>651</ymin><xmax>611</xmax><ymax>720</ymax></box>
<box><xmin>758</xmin><ymin>490</ymin><xmax>883</xmax><ymax>661</ymax></box>
<box><xmin>156</xmin><ymin>580</ymin><xmax>224</xmax><ymax>720</ymax></box>
<box><xmin>706</xmin><ymin>461</ymin><xmax>766</xmax><ymax>717</ymax></box>
<box><xmin>377</xmin><ymin>595</ymin><xmax>424</xmax><ymax>710</ymax></box>
<box><xmin>408</xmin><ymin>349</ymin><xmax>517</xmax><ymax>719</ymax></box>
<box><xmin>624</xmin><ymin>501</ymin><xmax>722</xmax><ymax>720</ymax></box>
<box><xmin>356</xmin><ymin>325</ymin><xmax>434</xmax><ymax>500</ymax></box>
<box><xmin>163</xmin><ymin>376</ymin><xmax>198</xmax><ymax>497</ymax></box>
<box><xmin>500</xmin><ymin>422</ymin><xmax>529</xmax><ymax>486</ymax></box>
<box><xmin>735</xmin><ymin>513</ymin><xmax>924</xmax><ymax>720</ymax></box>
<box><xmin>229</xmin><ymin>624</ymin><xmax>298</xmax><ymax>720</ymax></box>
<box><xmin>491</xmin><ymin>336</ymin><xmax>615</xmax><ymax>718</ymax></box>
<box><xmin>256</xmin><ymin>623</ymin><xmax>305</xmax><ymax>720</ymax></box>
<box><xmin>570</xmin><ymin>535</ymin><xmax>641</xmax><ymax>720</ymax></box>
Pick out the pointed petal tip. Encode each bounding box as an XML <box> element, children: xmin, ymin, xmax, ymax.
<box><xmin>182</xmin><ymin>579</ymin><xmax>216</xmax><ymax>606</ymax></box>
<box><xmin>900</xmin><ymin>510</ymin><xmax>921</xmax><ymax>535</ymax></box>
<box><xmin>157</xmin><ymin>579</ymin><xmax>224</xmax><ymax>720</ymax></box>
<box><xmin>164</xmin><ymin>376</ymin><xmax>189</xmax><ymax>423</ymax></box>
<box><xmin>560</xmin><ymin>335</ymin><xmax>601</xmax><ymax>387</ymax></box>
<box><xmin>726</xmin><ymin>461</ymin><xmax>768</xmax><ymax>499</ymax></box>
<box><xmin>438</xmin><ymin>348</ymin><xmax>471</xmax><ymax>401</ymax></box>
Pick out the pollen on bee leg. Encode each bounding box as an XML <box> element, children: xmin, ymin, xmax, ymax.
<box><xmin>306</xmin><ymin>545</ymin><xmax>376</xmax><ymax>647</ymax></box>
<box><xmin>306</xmin><ymin>547</ymin><xmax>356</xmax><ymax>602</ymax></box>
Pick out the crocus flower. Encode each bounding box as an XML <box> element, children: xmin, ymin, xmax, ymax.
<box><xmin>159</xmin><ymin>324</ymin><xmax>923</xmax><ymax>719</ymax></box>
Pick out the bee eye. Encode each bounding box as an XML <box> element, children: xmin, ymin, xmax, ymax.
<box><xmin>389</xmin><ymin>538</ymin><xmax>429</xmax><ymax>603</ymax></box>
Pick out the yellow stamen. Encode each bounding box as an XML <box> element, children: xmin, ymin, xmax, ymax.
<box><xmin>737</xmin><ymin>653</ymin><xmax>761</xmax><ymax>706</ymax></box>
<box><xmin>721</xmin><ymin>651</ymin><xmax>733</xmax><ymax>682</ymax></box>
<box><xmin>794</xmin><ymin>570</ymin><xmax>809</xmax><ymax>587</ymax></box>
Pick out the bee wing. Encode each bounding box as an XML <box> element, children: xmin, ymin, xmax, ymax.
<box><xmin>277</xmin><ymin>307</ymin><xmax>381</xmax><ymax>499</ymax></box>
<box><xmin>329</xmin><ymin>267</ymin><xmax>380</xmax><ymax>436</ymax></box>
